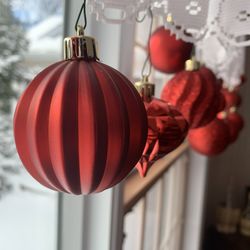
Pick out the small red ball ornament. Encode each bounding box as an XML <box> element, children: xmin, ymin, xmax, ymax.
<box><xmin>221</xmin><ymin>88</ymin><xmax>242</xmax><ymax>109</ymax></box>
<box><xmin>134</xmin><ymin>79</ymin><xmax>188</xmax><ymax>177</ymax></box>
<box><xmin>227</xmin><ymin>111</ymin><xmax>244</xmax><ymax>132</ymax></box>
<box><xmin>149</xmin><ymin>26</ymin><xmax>193</xmax><ymax>73</ymax></box>
<box><xmin>161</xmin><ymin>61</ymin><xmax>221</xmax><ymax>128</ymax></box>
<box><xmin>188</xmin><ymin>118</ymin><xmax>230</xmax><ymax>156</ymax></box>
<box><xmin>218</xmin><ymin>110</ymin><xmax>244</xmax><ymax>143</ymax></box>
<box><xmin>14</xmin><ymin>28</ymin><xmax>148</xmax><ymax>194</ymax></box>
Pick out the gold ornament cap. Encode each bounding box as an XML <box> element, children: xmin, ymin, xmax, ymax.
<box><xmin>185</xmin><ymin>57</ymin><xmax>200</xmax><ymax>71</ymax></box>
<box><xmin>135</xmin><ymin>76</ymin><xmax>155</xmax><ymax>102</ymax></box>
<box><xmin>229</xmin><ymin>106</ymin><xmax>237</xmax><ymax>113</ymax></box>
<box><xmin>218</xmin><ymin>111</ymin><xmax>228</xmax><ymax>119</ymax></box>
<box><xmin>64</xmin><ymin>25</ymin><xmax>98</xmax><ymax>60</ymax></box>
<box><xmin>166</xmin><ymin>14</ymin><xmax>173</xmax><ymax>24</ymax></box>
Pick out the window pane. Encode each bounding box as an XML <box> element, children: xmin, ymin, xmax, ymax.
<box><xmin>0</xmin><ymin>1</ymin><xmax>64</xmax><ymax>249</ymax></box>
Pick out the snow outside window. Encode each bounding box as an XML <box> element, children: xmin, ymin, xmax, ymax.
<box><xmin>0</xmin><ymin>1</ymin><xmax>64</xmax><ymax>250</ymax></box>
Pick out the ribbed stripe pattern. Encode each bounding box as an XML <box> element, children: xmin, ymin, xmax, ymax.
<box><xmin>161</xmin><ymin>67</ymin><xmax>221</xmax><ymax>128</ymax></box>
<box><xmin>14</xmin><ymin>60</ymin><xmax>147</xmax><ymax>194</ymax></box>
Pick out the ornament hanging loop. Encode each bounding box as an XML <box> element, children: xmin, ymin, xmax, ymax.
<box><xmin>141</xmin><ymin>7</ymin><xmax>153</xmax><ymax>79</ymax></box>
<box><xmin>76</xmin><ymin>25</ymin><xmax>84</xmax><ymax>36</ymax></box>
<box><xmin>64</xmin><ymin>0</ymin><xmax>99</xmax><ymax>61</ymax></box>
<box><xmin>75</xmin><ymin>0</ymin><xmax>87</xmax><ymax>32</ymax></box>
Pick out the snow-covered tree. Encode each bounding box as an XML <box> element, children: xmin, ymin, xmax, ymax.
<box><xmin>10</xmin><ymin>0</ymin><xmax>63</xmax><ymax>27</ymax></box>
<box><xmin>0</xmin><ymin>0</ymin><xmax>29</xmax><ymax>197</ymax></box>
<box><xmin>0</xmin><ymin>0</ymin><xmax>28</xmax><ymax>114</ymax></box>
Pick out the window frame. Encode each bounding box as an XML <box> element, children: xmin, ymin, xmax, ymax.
<box><xmin>60</xmin><ymin>2</ymin><xmax>209</xmax><ymax>250</ymax></box>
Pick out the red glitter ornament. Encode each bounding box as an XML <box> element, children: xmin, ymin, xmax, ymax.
<box><xmin>14</xmin><ymin>28</ymin><xmax>147</xmax><ymax>194</ymax></box>
<box><xmin>149</xmin><ymin>26</ymin><xmax>193</xmax><ymax>73</ymax></box>
<box><xmin>161</xmin><ymin>64</ymin><xmax>221</xmax><ymax>128</ymax></box>
<box><xmin>188</xmin><ymin>118</ymin><xmax>230</xmax><ymax>156</ymax></box>
<box><xmin>221</xmin><ymin>88</ymin><xmax>242</xmax><ymax>109</ymax></box>
<box><xmin>135</xmin><ymin>80</ymin><xmax>188</xmax><ymax>177</ymax></box>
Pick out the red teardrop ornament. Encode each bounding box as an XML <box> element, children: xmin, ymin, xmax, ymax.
<box><xmin>149</xmin><ymin>26</ymin><xmax>193</xmax><ymax>73</ymax></box>
<box><xmin>188</xmin><ymin>118</ymin><xmax>230</xmax><ymax>156</ymax></box>
<box><xmin>136</xmin><ymin>98</ymin><xmax>188</xmax><ymax>177</ymax></box>
<box><xmin>14</xmin><ymin>34</ymin><xmax>148</xmax><ymax>194</ymax></box>
<box><xmin>161</xmin><ymin>67</ymin><xmax>221</xmax><ymax>128</ymax></box>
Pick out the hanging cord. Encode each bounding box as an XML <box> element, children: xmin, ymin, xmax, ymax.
<box><xmin>140</xmin><ymin>8</ymin><xmax>154</xmax><ymax>79</ymax></box>
<box><xmin>75</xmin><ymin>0</ymin><xmax>87</xmax><ymax>32</ymax></box>
<box><xmin>191</xmin><ymin>45</ymin><xmax>196</xmax><ymax>58</ymax></box>
<box><xmin>136</xmin><ymin>9</ymin><xmax>148</xmax><ymax>23</ymax></box>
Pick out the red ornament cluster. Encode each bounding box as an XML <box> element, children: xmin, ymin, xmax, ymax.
<box><xmin>189</xmin><ymin>84</ymin><xmax>244</xmax><ymax>156</ymax></box>
<box><xmin>13</xmin><ymin>22</ymin><xmax>247</xmax><ymax>193</ymax></box>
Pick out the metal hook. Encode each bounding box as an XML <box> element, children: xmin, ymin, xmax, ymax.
<box><xmin>75</xmin><ymin>0</ymin><xmax>87</xmax><ymax>32</ymax></box>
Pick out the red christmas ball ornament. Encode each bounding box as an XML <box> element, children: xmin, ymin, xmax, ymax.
<box><xmin>14</xmin><ymin>27</ymin><xmax>148</xmax><ymax>194</ymax></box>
<box><xmin>217</xmin><ymin>111</ymin><xmax>238</xmax><ymax>143</ymax></box>
<box><xmin>221</xmin><ymin>88</ymin><xmax>242</xmax><ymax>109</ymax></box>
<box><xmin>149</xmin><ymin>26</ymin><xmax>193</xmax><ymax>73</ymax></box>
<box><xmin>228</xmin><ymin>111</ymin><xmax>244</xmax><ymax>131</ymax></box>
<box><xmin>227</xmin><ymin>111</ymin><xmax>244</xmax><ymax>142</ymax></box>
<box><xmin>217</xmin><ymin>109</ymin><xmax>244</xmax><ymax>143</ymax></box>
<box><xmin>188</xmin><ymin>118</ymin><xmax>230</xmax><ymax>156</ymax></box>
<box><xmin>134</xmin><ymin>79</ymin><xmax>188</xmax><ymax>177</ymax></box>
<box><xmin>161</xmin><ymin>61</ymin><xmax>221</xmax><ymax>128</ymax></box>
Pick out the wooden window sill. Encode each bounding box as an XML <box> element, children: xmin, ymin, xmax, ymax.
<box><xmin>123</xmin><ymin>142</ymin><xmax>189</xmax><ymax>214</ymax></box>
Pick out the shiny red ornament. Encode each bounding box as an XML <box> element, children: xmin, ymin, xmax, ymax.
<box><xmin>188</xmin><ymin>118</ymin><xmax>230</xmax><ymax>156</ymax></box>
<box><xmin>161</xmin><ymin>66</ymin><xmax>221</xmax><ymax>128</ymax></box>
<box><xmin>221</xmin><ymin>88</ymin><xmax>242</xmax><ymax>109</ymax></box>
<box><xmin>149</xmin><ymin>26</ymin><xmax>193</xmax><ymax>73</ymax></box>
<box><xmin>14</xmin><ymin>31</ymin><xmax>148</xmax><ymax>194</ymax></box>
<box><xmin>136</xmin><ymin>98</ymin><xmax>188</xmax><ymax>177</ymax></box>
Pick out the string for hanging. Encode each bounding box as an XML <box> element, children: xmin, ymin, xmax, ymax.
<box><xmin>136</xmin><ymin>9</ymin><xmax>148</xmax><ymax>23</ymax></box>
<box><xmin>141</xmin><ymin>7</ymin><xmax>153</xmax><ymax>79</ymax></box>
<box><xmin>75</xmin><ymin>0</ymin><xmax>87</xmax><ymax>32</ymax></box>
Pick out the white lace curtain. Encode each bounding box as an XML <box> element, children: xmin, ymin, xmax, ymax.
<box><xmin>88</xmin><ymin>0</ymin><xmax>250</xmax><ymax>87</ymax></box>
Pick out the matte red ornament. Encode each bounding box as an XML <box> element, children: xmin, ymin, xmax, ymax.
<box><xmin>226</xmin><ymin>112</ymin><xmax>244</xmax><ymax>143</ymax></box>
<box><xmin>136</xmin><ymin>98</ymin><xmax>189</xmax><ymax>177</ymax></box>
<box><xmin>14</xmin><ymin>30</ymin><xmax>148</xmax><ymax>194</ymax></box>
<box><xmin>161</xmin><ymin>66</ymin><xmax>221</xmax><ymax>128</ymax></box>
<box><xmin>188</xmin><ymin>118</ymin><xmax>230</xmax><ymax>156</ymax></box>
<box><xmin>221</xmin><ymin>88</ymin><xmax>242</xmax><ymax>109</ymax></box>
<box><xmin>149</xmin><ymin>26</ymin><xmax>193</xmax><ymax>73</ymax></box>
<box><xmin>228</xmin><ymin>112</ymin><xmax>244</xmax><ymax>131</ymax></box>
